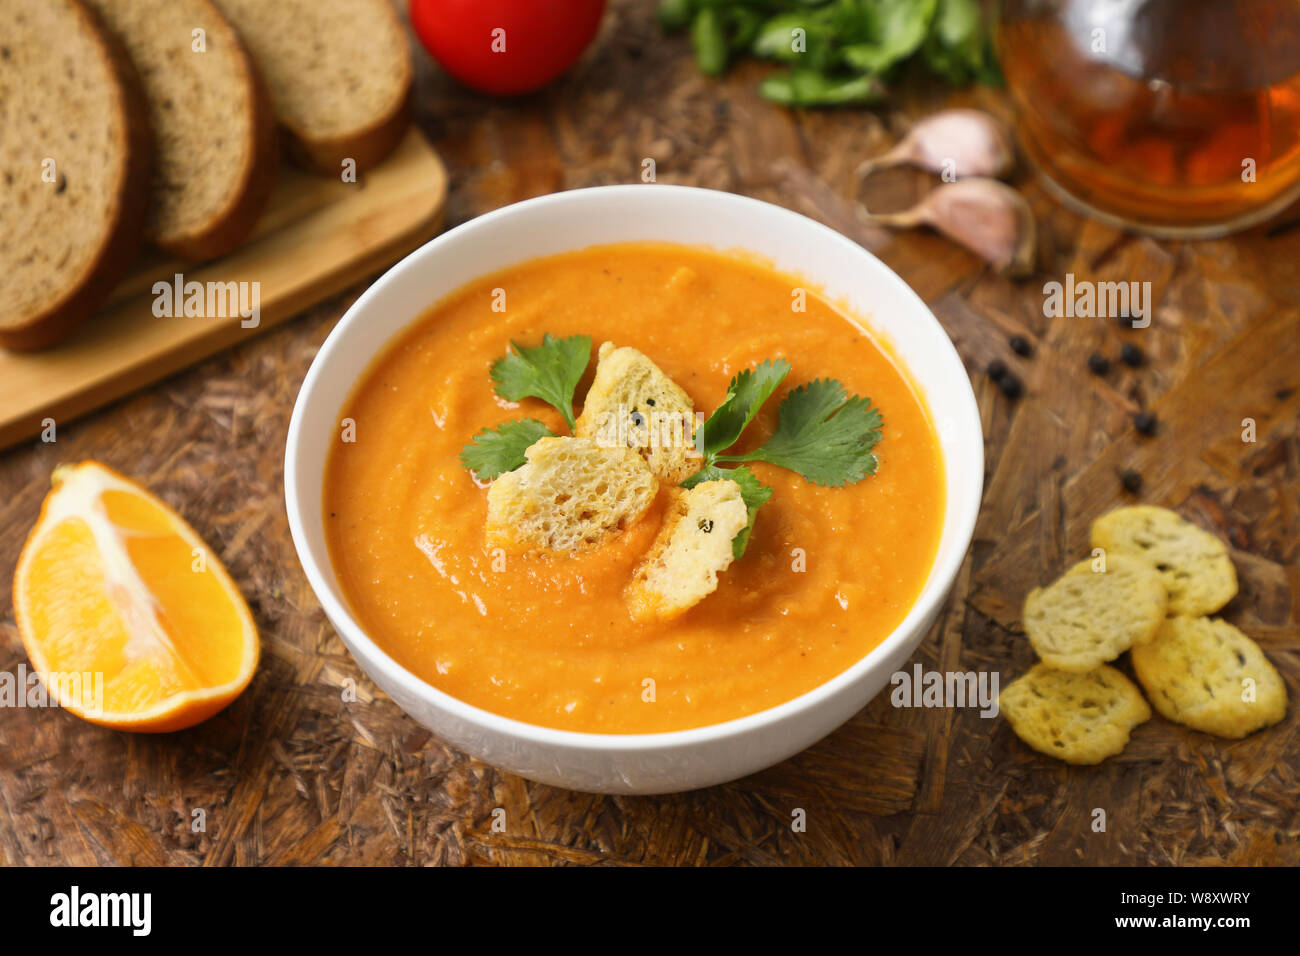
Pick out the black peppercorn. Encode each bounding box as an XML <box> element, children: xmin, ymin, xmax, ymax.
<box><xmin>1009</xmin><ymin>335</ymin><xmax>1033</xmax><ymax>357</ymax></box>
<box><xmin>1120</xmin><ymin>343</ymin><xmax>1144</xmax><ymax>367</ymax></box>
<box><xmin>1121</xmin><ymin>468</ymin><xmax>1142</xmax><ymax>493</ymax></box>
<box><xmin>987</xmin><ymin>358</ymin><xmax>1009</xmax><ymax>382</ymax></box>
<box><xmin>1087</xmin><ymin>352</ymin><xmax>1110</xmax><ymax>375</ymax></box>
<box><xmin>998</xmin><ymin>373</ymin><xmax>1024</xmax><ymax>400</ymax></box>
<box><xmin>1134</xmin><ymin>411</ymin><xmax>1158</xmax><ymax>435</ymax></box>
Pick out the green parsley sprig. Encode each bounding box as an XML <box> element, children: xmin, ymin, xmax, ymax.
<box><xmin>459</xmin><ymin>334</ymin><xmax>591</xmax><ymax>481</ymax></box>
<box><xmin>686</xmin><ymin>359</ymin><xmax>883</xmax><ymax>555</ymax></box>
<box><xmin>490</xmin><ymin>333</ymin><xmax>591</xmax><ymax>430</ymax></box>
<box><xmin>716</xmin><ymin>379</ymin><xmax>883</xmax><ymax>486</ymax></box>
<box><xmin>696</xmin><ymin>359</ymin><xmax>791</xmax><ymax>457</ymax></box>
<box><xmin>660</xmin><ymin>0</ymin><xmax>1000</xmax><ymax>107</ymax></box>
<box><xmin>458</xmin><ymin>418</ymin><xmax>554</xmax><ymax>481</ymax></box>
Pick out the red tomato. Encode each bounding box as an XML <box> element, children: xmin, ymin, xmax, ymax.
<box><xmin>410</xmin><ymin>0</ymin><xmax>606</xmax><ymax>95</ymax></box>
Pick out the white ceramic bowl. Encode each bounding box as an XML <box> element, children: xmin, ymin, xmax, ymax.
<box><xmin>285</xmin><ymin>184</ymin><xmax>983</xmax><ymax>794</ymax></box>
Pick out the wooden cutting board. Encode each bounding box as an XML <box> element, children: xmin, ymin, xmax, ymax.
<box><xmin>0</xmin><ymin>127</ymin><xmax>448</xmax><ymax>451</ymax></box>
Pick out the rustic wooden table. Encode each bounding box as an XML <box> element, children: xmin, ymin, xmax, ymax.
<box><xmin>2</xmin><ymin>1</ymin><xmax>1296</xmax><ymax>866</ymax></box>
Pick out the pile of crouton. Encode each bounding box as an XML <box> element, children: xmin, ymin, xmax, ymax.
<box><xmin>485</xmin><ymin>342</ymin><xmax>747</xmax><ymax>622</ymax></box>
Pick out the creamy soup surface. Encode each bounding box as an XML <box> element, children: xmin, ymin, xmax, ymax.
<box><xmin>324</xmin><ymin>243</ymin><xmax>945</xmax><ymax>733</ymax></box>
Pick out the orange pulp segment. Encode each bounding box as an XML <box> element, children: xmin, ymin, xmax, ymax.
<box><xmin>12</xmin><ymin>461</ymin><xmax>259</xmax><ymax>731</ymax></box>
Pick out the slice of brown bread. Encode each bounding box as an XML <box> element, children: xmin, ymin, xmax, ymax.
<box><xmin>0</xmin><ymin>0</ymin><xmax>152</xmax><ymax>350</ymax></box>
<box><xmin>212</xmin><ymin>0</ymin><xmax>412</xmax><ymax>175</ymax></box>
<box><xmin>83</xmin><ymin>0</ymin><xmax>276</xmax><ymax>261</ymax></box>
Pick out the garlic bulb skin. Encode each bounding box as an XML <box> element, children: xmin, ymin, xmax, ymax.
<box><xmin>867</xmin><ymin>178</ymin><xmax>1036</xmax><ymax>276</ymax></box>
<box><xmin>858</xmin><ymin>109</ymin><xmax>1016</xmax><ymax>181</ymax></box>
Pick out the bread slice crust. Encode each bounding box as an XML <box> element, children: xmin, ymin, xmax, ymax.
<box><xmin>0</xmin><ymin>0</ymin><xmax>153</xmax><ymax>351</ymax></box>
<box><xmin>171</xmin><ymin>59</ymin><xmax>277</xmax><ymax>261</ymax></box>
<box><xmin>287</xmin><ymin>82</ymin><xmax>412</xmax><ymax>176</ymax></box>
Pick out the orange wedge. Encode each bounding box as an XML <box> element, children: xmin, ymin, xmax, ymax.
<box><xmin>13</xmin><ymin>461</ymin><xmax>259</xmax><ymax>732</ymax></box>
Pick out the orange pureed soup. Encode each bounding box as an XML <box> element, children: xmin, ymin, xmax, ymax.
<box><xmin>324</xmin><ymin>243</ymin><xmax>945</xmax><ymax>733</ymax></box>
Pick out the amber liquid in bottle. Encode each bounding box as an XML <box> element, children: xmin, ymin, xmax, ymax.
<box><xmin>999</xmin><ymin>0</ymin><xmax>1300</xmax><ymax>235</ymax></box>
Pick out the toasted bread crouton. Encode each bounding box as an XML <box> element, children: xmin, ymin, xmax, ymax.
<box><xmin>1131</xmin><ymin>616</ymin><xmax>1286</xmax><ymax>739</ymax></box>
<box><xmin>626</xmin><ymin>480</ymin><xmax>748</xmax><ymax>621</ymax></box>
<box><xmin>1022</xmin><ymin>554</ymin><xmax>1167</xmax><ymax>672</ymax></box>
<box><xmin>999</xmin><ymin>663</ymin><xmax>1151</xmax><ymax>765</ymax></box>
<box><xmin>574</xmin><ymin>342</ymin><xmax>698</xmax><ymax>484</ymax></box>
<box><xmin>1090</xmin><ymin>505</ymin><xmax>1237</xmax><ymax>616</ymax></box>
<box><xmin>486</xmin><ymin>437</ymin><xmax>658</xmax><ymax>553</ymax></box>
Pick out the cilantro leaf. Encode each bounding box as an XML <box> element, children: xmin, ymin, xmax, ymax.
<box><xmin>752</xmin><ymin>11</ymin><xmax>837</xmax><ymax>71</ymax></box>
<box><xmin>725</xmin><ymin>379</ymin><xmax>882</xmax><ymax>487</ymax></box>
<box><xmin>922</xmin><ymin>0</ymin><xmax>990</xmax><ymax>85</ymax></box>
<box><xmin>459</xmin><ymin>419</ymin><xmax>553</xmax><ymax>481</ymax></box>
<box><xmin>668</xmin><ymin>0</ymin><xmax>999</xmax><ymax>104</ymax></box>
<box><xmin>696</xmin><ymin>358</ymin><xmax>790</xmax><ymax>457</ymax></box>
<box><xmin>759</xmin><ymin>69</ymin><xmax>884</xmax><ymax>107</ymax></box>
<box><xmin>840</xmin><ymin>0</ymin><xmax>938</xmax><ymax>75</ymax></box>
<box><xmin>682</xmin><ymin>464</ymin><xmax>773</xmax><ymax>560</ymax></box>
<box><xmin>490</xmin><ymin>334</ymin><xmax>591</xmax><ymax>430</ymax></box>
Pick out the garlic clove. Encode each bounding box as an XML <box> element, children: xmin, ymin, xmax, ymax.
<box><xmin>867</xmin><ymin>178</ymin><xmax>1037</xmax><ymax>276</ymax></box>
<box><xmin>857</xmin><ymin>109</ymin><xmax>1016</xmax><ymax>181</ymax></box>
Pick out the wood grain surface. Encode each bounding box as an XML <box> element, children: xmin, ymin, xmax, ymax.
<box><xmin>1</xmin><ymin>1</ymin><xmax>1296</xmax><ymax>867</ymax></box>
